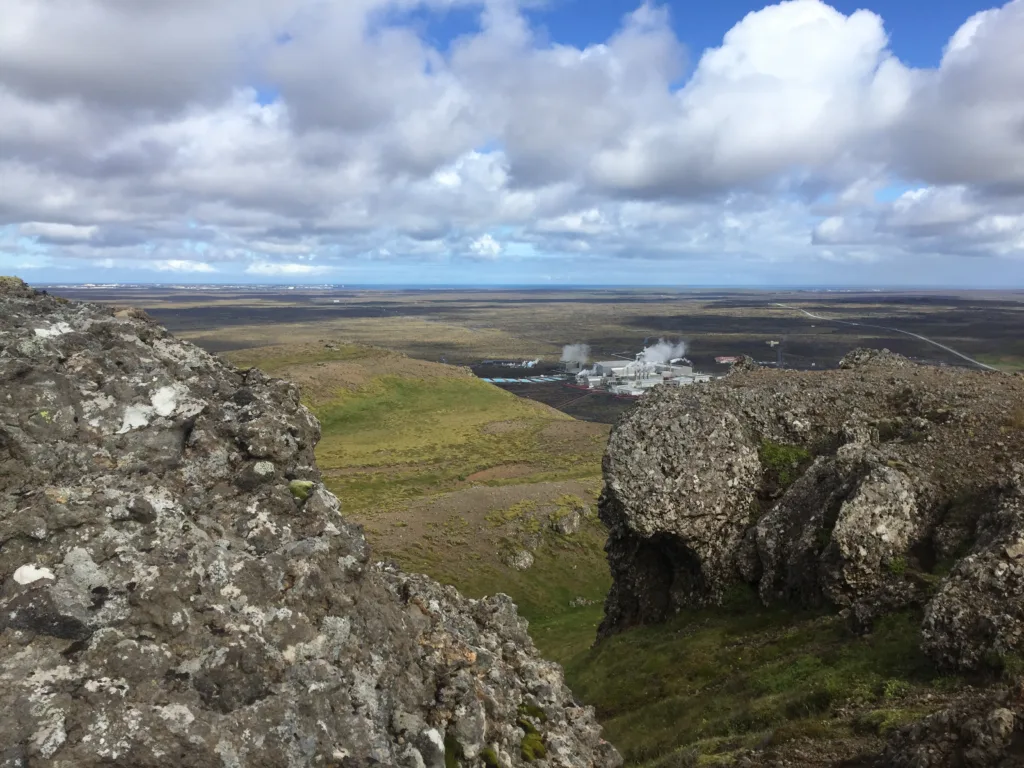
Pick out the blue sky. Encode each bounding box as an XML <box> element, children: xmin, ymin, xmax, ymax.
<box><xmin>2</xmin><ymin>0</ymin><xmax>1023</xmax><ymax>286</ymax></box>
<box><xmin>528</xmin><ymin>0</ymin><xmax>995</xmax><ymax>66</ymax></box>
<box><xmin>405</xmin><ymin>0</ymin><xmax>996</xmax><ymax>67</ymax></box>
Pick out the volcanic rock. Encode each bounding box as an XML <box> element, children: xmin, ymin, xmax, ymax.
<box><xmin>597</xmin><ymin>348</ymin><xmax>1024</xmax><ymax>666</ymax></box>
<box><xmin>0</xmin><ymin>278</ymin><xmax>620</xmax><ymax>767</ymax></box>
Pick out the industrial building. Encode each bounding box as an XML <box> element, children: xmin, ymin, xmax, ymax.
<box><xmin>571</xmin><ymin>355</ymin><xmax>712</xmax><ymax>398</ymax></box>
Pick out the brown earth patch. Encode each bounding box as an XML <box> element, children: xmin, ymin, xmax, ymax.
<box><xmin>353</xmin><ymin>477</ymin><xmax>601</xmax><ymax>559</ymax></box>
<box><xmin>481</xmin><ymin>419</ymin><xmax>533</xmax><ymax>435</ymax></box>
<box><xmin>467</xmin><ymin>463</ymin><xmax>538</xmax><ymax>482</ymax></box>
<box><xmin>539</xmin><ymin>420</ymin><xmax>611</xmax><ymax>450</ymax></box>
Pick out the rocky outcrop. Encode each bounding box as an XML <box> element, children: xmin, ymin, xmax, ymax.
<box><xmin>922</xmin><ymin>473</ymin><xmax>1024</xmax><ymax>671</ymax></box>
<box><xmin>0</xmin><ymin>279</ymin><xmax>619</xmax><ymax>767</ymax></box>
<box><xmin>599</xmin><ymin>401</ymin><xmax>762</xmax><ymax>630</ymax></box>
<box><xmin>597</xmin><ymin>347</ymin><xmax>1024</xmax><ymax>674</ymax></box>
<box><xmin>877</xmin><ymin>686</ymin><xmax>1024</xmax><ymax>767</ymax></box>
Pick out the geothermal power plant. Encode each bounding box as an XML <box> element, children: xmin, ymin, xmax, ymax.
<box><xmin>560</xmin><ymin>342</ymin><xmax>712</xmax><ymax>398</ymax></box>
<box><xmin>476</xmin><ymin>341</ymin><xmax>714</xmax><ymax>399</ymax></box>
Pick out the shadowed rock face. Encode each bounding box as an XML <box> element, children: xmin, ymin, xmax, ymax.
<box><xmin>0</xmin><ymin>279</ymin><xmax>621</xmax><ymax>768</ymax></box>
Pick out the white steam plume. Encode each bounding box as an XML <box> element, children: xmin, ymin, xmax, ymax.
<box><xmin>639</xmin><ymin>339</ymin><xmax>687</xmax><ymax>364</ymax></box>
<box><xmin>560</xmin><ymin>343</ymin><xmax>591</xmax><ymax>365</ymax></box>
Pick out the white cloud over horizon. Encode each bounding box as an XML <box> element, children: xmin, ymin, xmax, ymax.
<box><xmin>2</xmin><ymin>0</ymin><xmax>1023</xmax><ymax>284</ymax></box>
<box><xmin>245</xmin><ymin>261</ymin><xmax>333</xmax><ymax>276</ymax></box>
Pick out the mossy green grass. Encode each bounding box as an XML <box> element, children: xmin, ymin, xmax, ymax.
<box><xmin>564</xmin><ymin>597</ymin><xmax>966</xmax><ymax>765</ymax></box>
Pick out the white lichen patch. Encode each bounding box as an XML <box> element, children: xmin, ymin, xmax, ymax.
<box><xmin>253</xmin><ymin>461</ymin><xmax>275</xmax><ymax>477</ymax></box>
<box><xmin>156</xmin><ymin>703</ymin><xmax>195</xmax><ymax>728</ymax></box>
<box><xmin>28</xmin><ymin>674</ymin><xmax>69</xmax><ymax>759</ymax></box>
<box><xmin>31</xmin><ymin>707</ymin><xmax>67</xmax><ymax>758</ymax></box>
<box><xmin>425</xmin><ymin>728</ymin><xmax>445</xmax><ymax>754</ymax></box>
<box><xmin>216</xmin><ymin>739</ymin><xmax>242</xmax><ymax>768</ymax></box>
<box><xmin>84</xmin><ymin>677</ymin><xmax>129</xmax><ymax>696</ymax></box>
<box><xmin>115</xmin><ymin>385</ymin><xmax>193</xmax><ymax>433</ymax></box>
<box><xmin>151</xmin><ymin>385</ymin><xmax>180</xmax><ymax>417</ymax></box>
<box><xmin>26</xmin><ymin>665</ymin><xmax>77</xmax><ymax>687</ymax></box>
<box><xmin>34</xmin><ymin>322</ymin><xmax>73</xmax><ymax>338</ymax></box>
<box><xmin>117</xmin><ymin>404</ymin><xmax>153</xmax><ymax>434</ymax></box>
<box><xmin>13</xmin><ymin>564</ymin><xmax>56</xmax><ymax>585</ymax></box>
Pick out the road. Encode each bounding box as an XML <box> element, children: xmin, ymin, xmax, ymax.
<box><xmin>773</xmin><ymin>304</ymin><xmax>1000</xmax><ymax>372</ymax></box>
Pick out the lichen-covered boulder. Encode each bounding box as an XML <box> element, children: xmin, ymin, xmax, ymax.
<box><xmin>819</xmin><ymin>460</ymin><xmax>924</xmax><ymax>606</ymax></box>
<box><xmin>0</xmin><ymin>280</ymin><xmax>620</xmax><ymax>767</ymax></box>
<box><xmin>922</xmin><ymin>472</ymin><xmax>1024</xmax><ymax>671</ymax></box>
<box><xmin>598</xmin><ymin>349</ymin><xmax>1024</xmax><ymax>639</ymax></box>
<box><xmin>754</xmin><ymin>452</ymin><xmax>864</xmax><ymax>606</ymax></box>
<box><xmin>599</xmin><ymin>391</ymin><xmax>762</xmax><ymax>634</ymax></box>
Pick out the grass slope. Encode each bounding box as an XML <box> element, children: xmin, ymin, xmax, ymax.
<box><xmin>315</xmin><ymin>376</ymin><xmax>600</xmax><ymax>512</ymax></box>
<box><xmin>227</xmin><ymin>342</ymin><xmax>607</xmax><ymax>513</ymax></box>
<box><xmin>565</xmin><ymin>594</ymin><xmax>969</xmax><ymax>766</ymax></box>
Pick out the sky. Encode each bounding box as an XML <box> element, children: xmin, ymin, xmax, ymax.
<box><xmin>2</xmin><ymin>0</ymin><xmax>1023</xmax><ymax>287</ymax></box>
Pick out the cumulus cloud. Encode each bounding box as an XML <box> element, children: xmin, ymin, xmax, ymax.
<box><xmin>891</xmin><ymin>2</ymin><xmax>1024</xmax><ymax>192</ymax></box>
<box><xmin>468</xmin><ymin>233</ymin><xmax>503</xmax><ymax>259</ymax></box>
<box><xmin>245</xmin><ymin>261</ymin><xmax>332</xmax><ymax>276</ymax></box>
<box><xmin>152</xmin><ymin>260</ymin><xmax>217</xmax><ymax>273</ymax></box>
<box><xmin>815</xmin><ymin>185</ymin><xmax>1024</xmax><ymax>257</ymax></box>
<box><xmin>0</xmin><ymin>0</ymin><xmax>1022</xmax><ymax>281</ymax></box>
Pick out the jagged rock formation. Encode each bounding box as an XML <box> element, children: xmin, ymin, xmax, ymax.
<box><xmin>599</xmin><ymin>346</ymin><xmax>1024</xmax><ymax>765</ymax></box>
<box><xmin>0</xmin><ymin>279</ymin><xmax>620</xmax><ymax>768</ymax></box>
<box><xmin>599</xmin><ymin>349</ymin><xmax>1024</xmax><ymax>662</ymax></box>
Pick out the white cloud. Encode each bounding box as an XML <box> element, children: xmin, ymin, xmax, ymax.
<box><xmin>152</xmin><ymin>260</ymin><xmax>217</xmax><ymax>273</ymax></box>
<box><xmin>20</xmin><ymin>221</ymin><xmax>97</xmax><ymax>242</ymax></box>
<box><xmin>245</xmin><ymin>261</ymin><xmax>332</xmax><ymax>275</ymax></box>
<box><xmin>0</xmin><ymin>0</ymin><xmax>1022</xmax><ymax>281</ymax></box>
<box><xmin>468</xmin><ymin>233</ymin><xmax>503</xmax><ymax>259</ymax></box>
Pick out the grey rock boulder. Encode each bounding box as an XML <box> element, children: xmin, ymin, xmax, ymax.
<box><xmin>599</xmin><ymin>389</ymin><xmax>762</xmax><ymax>634</ymax></box>
<box><xmin>877</xmin><ymin>687</ymin><xmax>1023</xmax><ymax>767</ymax></box>
<box><xmin>922</xmin><ymin>471</ymin><xmax>1024</xmax><ymax>671</ymax></box>
<box><xmin>598</xmin><ymin>349</ymin><xmax>1024</xmax><ymax>643</ymax></box>
<box><xmin>0</xmin><ymin>279</ymin><xmax>620</xmax><ymax>768</ymax></box>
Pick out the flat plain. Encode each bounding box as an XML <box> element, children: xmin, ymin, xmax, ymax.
<box><xmin>47</xmin><ymin>284</ymin><xmax>1024</xmax><ymax>765</ymax></box>
<box><xmin>52</xmin><ymin>285</ymin><xmax>1024</xmax><ymax>371</ymax></box>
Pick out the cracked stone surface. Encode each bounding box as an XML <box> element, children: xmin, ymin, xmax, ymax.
<box><xmin>0</xmin><ymin>278</ymin><xmax>620</xmax><ymax>768</ymax></box>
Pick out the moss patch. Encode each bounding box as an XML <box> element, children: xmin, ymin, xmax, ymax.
<box><xmin>444</xmin><ymin>733</ymin><xmax>464</xmax><ymax>768</ymax></box>
<box><xmin>288</xmin><ymin>479</ymin><xmax>315</xmax><ymax>501</ymax></box>
<box><xmin>759</xmin><ymin>440</ymin><xmax>812</xmax><ymax>490</ymax></box>
<box><xmin>520</xmin><ymin>731</ymin><xmax>547</xmax><ymax>761</ymax></box>
<box><xmin>517</xmin><ymin>703</ymin><xmax>548</xmax><ymax>723</ymax></box>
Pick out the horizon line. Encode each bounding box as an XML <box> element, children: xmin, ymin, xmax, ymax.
<box><xmin>30</xmin><ymin>282</ymin><xmax>1024</xmax><ymax>292</ymax></box>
